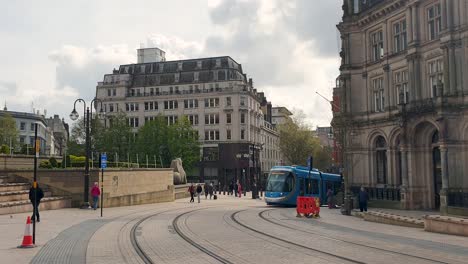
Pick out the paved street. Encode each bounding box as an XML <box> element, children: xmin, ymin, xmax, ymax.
<box><xmin>1</xmin><ymin>194</ymin><xmax>468</xmax><ymax>264</ymax></box>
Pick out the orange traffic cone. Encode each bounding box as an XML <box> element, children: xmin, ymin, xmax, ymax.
<box><xmin>18</xmin><ymin>216</ymin><xmax>34</xmax><ymax>248</ymax></box>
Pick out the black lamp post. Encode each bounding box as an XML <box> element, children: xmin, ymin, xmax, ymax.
<box><xmin>70</xmin><ymin>98</ymin><xmax>105</xmax><ymax>209</ymax></box>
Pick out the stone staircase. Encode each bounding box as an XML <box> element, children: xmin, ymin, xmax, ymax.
<box><xmin>0</xmin><ymin>175</ymin><xmax>71</xmax><ymax>215</ymax></box>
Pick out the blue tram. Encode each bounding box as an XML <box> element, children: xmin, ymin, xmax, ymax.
<box><xmin>264</xmin><ymin>166</ymin><xmax>342</xmax><ymax>206</ymax></box>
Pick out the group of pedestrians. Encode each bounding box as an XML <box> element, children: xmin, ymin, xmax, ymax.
<box><xmin>188</xmin><ymin>182</ymin><xmax>216</xmax><ymax>203</ymax></box>
<box><xmin>228</xmin><ymin>180</ymin><xmax>242</xmax><ymax>197</ymax></box>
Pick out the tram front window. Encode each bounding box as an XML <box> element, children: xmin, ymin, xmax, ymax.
<box><xmin>266</xmin><ymin>171</ymin><xmax>294</xmax><ymax>192</ymax></box>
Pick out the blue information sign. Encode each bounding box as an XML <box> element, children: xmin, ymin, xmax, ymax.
<box><xmin>101</xmin><ymin>153</ymin><xmax>107</xmax><ymax>169</ymax></box>
<box><xmin>307</xmin><ymin>156</ymin><xmax>313</xmax><ymax>171</ymax></box>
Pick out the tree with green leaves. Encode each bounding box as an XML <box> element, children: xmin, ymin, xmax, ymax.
<box><xmin>278</xmin><ymin>111</ymin><xmax>332</xmax><ymax>170</ymax></box>
<box><xmin>94</xmin><ymin>111</ymin><xmax>132</xmax><ymax>159</ymax></box>
<box><xmin>0</xmin><ymin>113</ymin><xmax>18</xmax><ymax>150</ymax></box>
<box><xmin>136</xmin><ymin>115</ymin><xmax>200</xmax><ymax>171</ymax></box>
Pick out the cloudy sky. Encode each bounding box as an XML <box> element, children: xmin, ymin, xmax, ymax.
<box><xmin>0</xmin><ymin>0</ymin><xmax>342</xmax><ymax>126</ymax></box>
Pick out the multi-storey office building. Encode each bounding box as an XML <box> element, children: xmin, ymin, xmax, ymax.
<box><xmin>333</xmin><ymin>0</ymin><xmax>468</xmax><ymax>215</ymax></box>
<box><xmin>96</xmin><ymin>49</ymin><xmax>281</xmax><ymax>188</ymax></box>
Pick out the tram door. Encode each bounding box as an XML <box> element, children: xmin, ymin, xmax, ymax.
<box><xmin>299</xmin><ymin>178</ymin><xmax>305</xmax><ymax>196</ymax></box>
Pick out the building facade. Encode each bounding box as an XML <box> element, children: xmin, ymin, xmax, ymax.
<box><xmin>271</xmin><ymin>107</ymin><xmax>293</xmax><ymax>126</ymax></box>
<box><xmin>46</xmin><ymin>115</ymin><xmax>69</xmax><ymax>156</ymax></box>
<box><xmin>333</xmin><ymin>0</ymin><xmax>468</xmax><ymax>214</ymax></box>
<box><xmin>0</xmin><ymin>110</ymin><xmax>50</xmax><ymax>155</ymax></box>
<box><xmin>96</xmin><ymin>49</ymin><xmax>282</xmax><ymax>189</ymax></box>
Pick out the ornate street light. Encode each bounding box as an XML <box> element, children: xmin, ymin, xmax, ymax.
<box><xmin>69</xmin><ymin>98</ymin><xmax>105</xmax><ymax>209</ymax></box>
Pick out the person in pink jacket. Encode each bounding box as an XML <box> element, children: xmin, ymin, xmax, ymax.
<box><xmin>91</xmin><ymin>182</ymin><xmax>101</xmax><ymax>210</ymax></box>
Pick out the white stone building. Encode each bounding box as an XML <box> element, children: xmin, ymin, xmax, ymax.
<box><xmin>95</xmin><ymin>48</ymin><xmax>282</xmax><ymax>189</ymax></box>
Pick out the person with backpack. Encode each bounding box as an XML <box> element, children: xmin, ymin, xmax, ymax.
<box><xmin>188</xmin><ymin>183</ymin><xmax>195</xmax><ymax>203</ymax></box>
<box><xmin>29</xmin><ymin>183</ymin><xmax>44</xmax><ymax>222</ymax></box>
<box><xmin>196</xmin><ymin>184</ymin><xmax>202</xmax><ymax>203</ymax></box>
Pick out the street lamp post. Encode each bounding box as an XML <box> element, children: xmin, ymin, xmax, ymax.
<box><xmin>70</xmin><ymin>98</ymin><xmax>105</xmax><ymax>209</ymax></box>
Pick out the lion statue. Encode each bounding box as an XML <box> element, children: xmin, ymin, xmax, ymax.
<box><xmin>170</xmin><ymin>158</ymin><xmax>187</xmax><ymax>185</ymax></box>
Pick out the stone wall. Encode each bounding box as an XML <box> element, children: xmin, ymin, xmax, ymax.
<box><xmin>2</xmin><ymin>168</ymin><xmax>174</xmax><ymax>207</ymax></box>
<box><xmin>101</xmin><ymin>169</ymin><xmax>174</xmax><ymax>207</ymax></box>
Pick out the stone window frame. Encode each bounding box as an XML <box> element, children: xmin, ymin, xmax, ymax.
<box><xmin>184</xmin><ymin>99</ymin><xmax>198</xmax><ymax>109</ymax></box>
<box><xmin>204</xmin><ymin>113</ymin><xmax>220</xmax><ymax>125</ymax></box>
<box><xmin>393</xmin><ymin>19</ymin><xmax>408</xmax><ymax>53</ymax></box>
<box><xmin>204</xmin><ymin>130</ymin><xmax>220</xmax><ymax>141</ymax></box>
<box><xmin>226</xmin><ymin>129</ymin><xmax>231</xmax><ymax>140</ymax></box>
<box><xmin>204</xmin><ymin>98</ymin><xmax>220</xmax><ymax>108</ymax></box>
<box><xmin>427</xmin><ymin>58</ymin><xmax>444</xmax><ymax>98</ymax></box>
<box><xmin>372</xmin><ymin>77</ymin><xmax>385</xmax><ymax>112</ymax></box>
<box><xmin>163</xmin><ymin>100</ymin><xmax>178</xmax><ymax>110</ymax></box>
<box><xmin>127</xmin><ymin>117</ymin><xmax>139</xmax><ymax>128</ymax></box>
<box><xmin>427</xmin><ymin>2</ymin><xmax>442</xmax><ymax>41</ymax></box>
<box><xmin>375</xmin><ymin>136</ymin><xmax>388</xmax><ymax>184</ymax></box>
<box><xmin>370</xmin><ymin>30</ymin><xmax>384</xmax><ymax>62</ymax></box>
<box><xmin>394</xmin><ymin>69</ymin><xmax>409</xmax><ymax>105</ymax></box>
<box><xmin>226</xmin><ymin>113</ymin><xmax>232</xmax><ymax>124</ymax></box>
<box><xmin>188</xmin><ymin>115</ymin><xmax>199</xmax><ymax>126</ymax></box>
<box><xmin>165</xmin><ymin>115</ymin><xmax>178</xmax><ymax>125</ymax></box>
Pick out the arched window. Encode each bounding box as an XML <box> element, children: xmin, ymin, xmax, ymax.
<box><xmin>375</xmin><ymin>136</ymin><xmax>387</xmax><ymax>184</ymax></box>
<box><xmin>432</xmin><ymin>130</ymin><xmax>439</xmax><ymax>144</ymax></box>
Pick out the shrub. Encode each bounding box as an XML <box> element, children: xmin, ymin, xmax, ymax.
<box><xmin>0</xmin><ymin>145</ymin><xmax>10</xmax><ymax>154</ymax></box>
<box><xmin>49</xmin><ymin>157</ymin><xmax>58</xmax><ymax>168</ymax></box>
<box><xmin>39</xmin><ymin>160</ymin><xmax>52</xmax><ymax>169</ymax></box>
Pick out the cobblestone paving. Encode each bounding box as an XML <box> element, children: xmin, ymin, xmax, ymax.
<box><xmin>3</xmin><ymin>194</ymin><xmax>468</xmax><ymax>264</ymax></box>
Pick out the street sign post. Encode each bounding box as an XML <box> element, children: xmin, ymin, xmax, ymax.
<box><xmin>100</xmin><ymin>153</ymin><xmax>106</xmax><ymax>217</ymax></box>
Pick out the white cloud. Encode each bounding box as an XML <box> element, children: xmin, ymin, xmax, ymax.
<box><xmin>205</xmin><ymin>0</ymin><xmax>341</xmax><ymax>126</ymax></box>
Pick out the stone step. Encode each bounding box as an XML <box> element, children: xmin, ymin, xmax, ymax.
<box><xmin>0</xmin><ymin>190</ymin><xmax>52</xmax><ymax>202</ymax></box>
<box><xmin>0</xmin><ymin>183</ymin><xmax>30</xmax><ymax>192</ymax></box>
<box><xmin>0</xmin><ymin>197</ymin><xmax>72</xmax><ymax>215</ymax></box>
<box><xmin>355</xmin><ymin>210</ymin><xmax>425</xmax><ymax>228</ymax></box>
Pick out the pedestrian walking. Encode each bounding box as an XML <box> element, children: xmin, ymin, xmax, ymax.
<box><xmin>29</xmin><ymin>183</ymin><xmax>44</xmax><ymax>222</ymax></box>
<box><xmin>196</xmin><ymin>184</ymin><xmax>202</xmax><ymax>203</ymax></box>
<box><xmin>91</xmin><ymin>182</ymin><xmax>101</xmax><ymax>210</ymax></box>
<box><xmin>209</xmin><ymin>182</ymin><xmax>214</xmax><ymax>199</ymax></box>
<box><xmin>234</xmin><ymin>181</ymin><xmax>238</xmax><ymax>197</ymax></box>
<box><xmin>359</xmin><ymin>186</ymin><xmax>369</xmax><ymax>212</ymax></box>
<box><xmin>188</xmin><ymin>183</ymin><xmax>195</xmax><ymax>203</ymax></box>
<box><xmin>204</xmin><ymin>183</ymin><xmax>209</xmax><ymax>199</ymax></box>
<box><xmin>237</xmin><ymin>181</ymin><xmax>242</xmax><ymax>198</ymax></box>
<box><xmin>327</xmin><ymin>188</ymin><xmax>334</xmax><ymax>209</ymax></box>
<box><xmin>229</xmin><ymin>182</ymin><xmax>234</xmax><ymax>195</ymax></box>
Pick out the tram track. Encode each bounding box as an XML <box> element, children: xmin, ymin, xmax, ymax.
<box><xmin>172</xmin><ymin>209</ymin><xmax>235</xmax><ymax>264</ymax></box>
<box><xmin>230</xmin><ymin>210</ymin><xmax>365</xmax><ymax>264</ymax></box>
<box><xmin>258</xmin><ymin>209</ymin><xmax>451</xmax><ymax>264</ymax></box>
<box><xmin>129</xmin><ymin>206</ymin><xmax>233</xmax><ymax>264</ymax></box>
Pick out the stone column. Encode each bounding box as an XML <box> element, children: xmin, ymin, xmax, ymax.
<box><xmin>411</xmin><ymin>3</ymin><xmax>419</xmax><ymax>44</ymax></box>
<box><xmin>407</xmin><ymin>6</ymin><xmax>414</xmax><ymax>44</ymax></box>
<box><xmin>440</xmin><ymin>145</ymin><xmax>449</xmax><ymax>215</ymax></box>
<box><xmin>442</xmin><ymin>44</ymin><xmax>451</xmax><ymax>95</ymax></box>
<box><xmin>448</xmin><ymin>44</ymin><xmax>457</xmax><ymax>95</ymax></box>
<box><xmin>445</xmin><ymin>0</ymin><xmax>454</xmax><ymax>31</ymax></box>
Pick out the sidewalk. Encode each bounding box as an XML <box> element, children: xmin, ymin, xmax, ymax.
<box><xmin>0</xmin><ymin>202</ymin><xmax>181</xmax><ymax>264</ymax></box>
<box><xmin>0</xmin><ymin>192</ymin><xmax>259</xmax><ymax>264</ymax></box>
